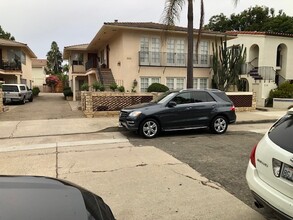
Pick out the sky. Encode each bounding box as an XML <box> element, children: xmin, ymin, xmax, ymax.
<box><xmin>1</xmin><ymin>0</ymin><xmax>293</xmax><ymax>59</ymax></box>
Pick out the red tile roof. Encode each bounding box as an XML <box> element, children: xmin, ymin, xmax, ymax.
<box><xmin>226</xmin><ymin>31</ymin><xmax>293</xmax><ymax>38</ymax></box>
<box><xmin>104</xmin><ymin>22</ymin><xmax>229</xmax><ymax>36</ymax></box>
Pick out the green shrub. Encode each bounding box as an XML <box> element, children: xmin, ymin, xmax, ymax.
<box><xmin>81</xmin><ymin>83</ymin><xmax>89</xmax><ymax>91</ymax></box>
<box><xmin>92</xmin><ymin>81</ymin><xmax>105</xmax><ymax>91</ymax></box>
<box><xmin>147</xmin><ymin>83</ymin><xmax>169</xmax><ymax>92</ymax></box>
<box><xmin>63</xmin><ymin>87</ymin><xmax>73</xmax><ymax>97</ymax></box>
<box><xmin>118</xmin><ymin>86</ymin><xmax>125</xmax><ymax>92</ymax></box>
<box><xmin>269</xmin><ymin>81</ymin><xmax>293</xmax><ymax>99</ymax></box>
<box><xmin>32</xmin><ymin>86</ymin><xmax>40</xmax><ymax>96</ymax></box>
<box><xmin>109</xmin><ymin>82</ymin><xmax>118</xmax><ymax>91</ymax></box>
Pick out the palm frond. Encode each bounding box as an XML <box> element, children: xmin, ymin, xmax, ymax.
<box><xmin>233</xmin><ymin>0</ymin><xmax>239</xmax><ymax>7</ymax></box>
<box><xmin>161</xmin><ymin>0</ymin><xmax>186</xmax><ymax>26</ymax></box>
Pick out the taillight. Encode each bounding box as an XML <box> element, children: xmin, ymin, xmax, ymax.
<box><xmin>250</xmin><ymin>144</ymin><xmax>258</xmax><ymax>167</ymax></box>
<box><xmin>230</xmin><ymin>105</ymin><xmax>235</xmax><ymax>111</ymax></box>
<box><xmin>272</xmin><ymin>158</ymin><xmax>282</xmax><ymax>177</ymax></box>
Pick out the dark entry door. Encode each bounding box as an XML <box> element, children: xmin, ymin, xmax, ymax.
<box><xmin>88</xmin><ymin>53</ymin><xmax>98</xmax><ymax>68</ymax></box>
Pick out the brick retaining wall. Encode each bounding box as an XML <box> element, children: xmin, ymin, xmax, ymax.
<box><xmin>81</xmin><ymin>91</ymin><xmax>256</xmax><ymax>118</ymax></box>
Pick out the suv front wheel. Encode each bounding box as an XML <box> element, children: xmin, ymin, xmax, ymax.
<box><xmin>140</xmin><ymin>119</ymin><xmax>160</xmax><ymax>138</ymax></box>
<box><xmin>210</xmin><ymin>116</ymin><xmax>228</xmax><ymax>134</ymax></box>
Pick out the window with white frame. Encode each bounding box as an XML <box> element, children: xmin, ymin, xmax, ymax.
<box><xmin>167</xmin><ymin>38</ymin><xmax>185</xmax><ymax>66</ymax></box>
<box><xmin>167</xmin><ymin>39</ymin><xmax>175</xmax><ymax>64</ymax></box>
<box><xmin>166</xmin><ymin>77</ymin><xmax>185</xmax><ymax>90</ymax></box>
<box><xmin>140</xmin><ymin>37</ymin><xmax>149</xmax><ymax>64</ymax></box>
<box><xmin>140</xmin><ymin>77</ymin><xmax>160</xmax><ymax>92</ymax></box>
<box><xmin>193</xmin><ymin>41</ymin><xmax>209</xmax><ymax>65</ymax></box>
<box><xmin>193</xmin><ymin>78</ymin><xmax>208</xmax><ymax>89</ymax></box>
<box><xmin>176</xmin><ymin>40</ymin><xmax>185</xmax><ymax>65</ymax></box>
<box><xmin>151</xmin><ymin>38</ymin><xmax>160</xmax><ymax>65</ymax></box>
<box><xmin>140</xmin><ymin>37</ymin><xmax>161</xmax><ymax>65</ymax></box>
<box><xmin>200</xmin><ymin>41</ymin><xmax>209</xmax><ymax>64</ymax></box>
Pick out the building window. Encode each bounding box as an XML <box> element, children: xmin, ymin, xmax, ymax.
<box><xmin>193</xmin><ymin>78</ymin><xmax>208</xmax><ymax>89</ymax></box>
<box><xmin>140</xmin><ymin>77</ymin><xmax>160</xmax><ymax>92</ymax></box>
<box><xmin>140</xmin><ymin>37</ymin><xmax>149</xmax><ymax>64</ymax></box>
<box><xmin>167</xmin><ymin>77</ymin><xmax>185</xmax><ymax>90</ymax></box>
<box><xmin>167</xmin><ymin>38</ymin><xmax>185</xmax><ymax>66</ymax></box>
<box><xmin>140</xmin><ymin>37</ymin><xmax>161</xmax><ymax>65</ymax></box>
<box><xmin>193</xmin><ymin>41</ymin><xmax>209</xmax><ymax>65</ymax></box>
<box><xmin>72</xmin><ymin>53</ymin><xmax>83</xmax><ymax>65</ymax></box>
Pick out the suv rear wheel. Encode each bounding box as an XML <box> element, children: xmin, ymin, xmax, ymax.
<box><xmin>140</xmin><ymin>119</ymin><xmax>160</xmax><ymax>138</ymax></box>
<box><xmin>210</xmin><ymin>116</ymin><xmax>228</xmax><ymax>134</ymax></box>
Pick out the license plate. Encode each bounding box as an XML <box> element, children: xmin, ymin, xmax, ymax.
<box><xmin>281</xmin><ymin>164</ymin><xmax>293</xmax><ymax>182</ymax></box>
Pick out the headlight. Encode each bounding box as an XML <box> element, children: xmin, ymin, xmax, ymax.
<box><xmin>129</xmin><ymin>111</ymin><xmax>142</xmax><ymax>117</ymax></box>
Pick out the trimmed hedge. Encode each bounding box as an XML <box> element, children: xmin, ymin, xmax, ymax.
<box><xmin>147</xmin><ymin>83</ymin><xmax>169</xmax><ymax>92</ymax></box>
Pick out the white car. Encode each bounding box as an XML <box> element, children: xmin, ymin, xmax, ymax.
<box><xmin>246</xmin><ymin>108</ymin><xmax>293</xmax><ymax>219</ymax></box>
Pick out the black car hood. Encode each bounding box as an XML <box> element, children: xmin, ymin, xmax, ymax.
<box><xmin>122</xmin><ymin>102</ymin><xmax>158</xmax><ymax>110</ymax></box>
<box><xmin>0</xmin><ymin>175</ymin><xmax>115</xmax><ymax>220</ymax></box>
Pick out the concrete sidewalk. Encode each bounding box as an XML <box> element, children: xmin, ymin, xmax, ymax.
<box><xmin>0</xmin><ymin>109</ymin><xmax>287</xmax><ymax>139</ymax></box>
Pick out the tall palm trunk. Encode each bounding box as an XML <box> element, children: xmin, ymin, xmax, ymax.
<box><xmin>187</xmin><ymin>0</ymin><xmax>193</xmax><ymax>88</ymax></box>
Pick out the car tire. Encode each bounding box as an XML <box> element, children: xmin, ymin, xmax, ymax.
<box><xmin>29</xmin><ymin>95</ymin><xmax>33</xmax><ymax>102</ymax></box>
<box><xmin>210</xmin><ymin>116</ymin><xmax>228</xmax><ymax>134</ymax></box>
<box><xmin>20</xmin><ymin>97</ymin><xmax>26</xmax><ymax>105</ymax></box>
<box><xmin>140</xmin><ymin>118</ymin><xmax>160</xmax><ymax>138</ymax></box>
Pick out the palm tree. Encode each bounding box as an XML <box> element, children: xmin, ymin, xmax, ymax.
<box><xmin>162</xmin><ymin>0</ymin><xmax>239</xmax><ymax>88</ymax></box>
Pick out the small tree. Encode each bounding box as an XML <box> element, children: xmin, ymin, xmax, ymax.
<box><xmin>46</xmin><ymin>75</ymin><xmax>60</xmax><ymax>92</ymax></box>
<box><xmin>212</xmin><ymin>37</ymin><xmax>246</xmax><ymax>91</ymax></box>
<box><xmin>46</xmin><ymin>41</ymin><xmax>63</xmax><ymax>75</ymax></box>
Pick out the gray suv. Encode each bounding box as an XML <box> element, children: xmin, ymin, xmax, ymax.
<box><xmin>119</xmin><ymin>89</ymin><xmax>236</xmax><ymax>138</ymax></box>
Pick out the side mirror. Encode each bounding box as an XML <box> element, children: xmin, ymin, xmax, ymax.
<box><xmin>168</xmin><ymin>101</ymin><xmax>177</xmax><ymax>107</ymax></box>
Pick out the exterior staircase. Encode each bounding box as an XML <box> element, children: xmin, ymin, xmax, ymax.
<box><xmin>99</xmin><ymin>68</ymin><xmax>116</xmax><ymax>90</ymax></box>
<box><xmin>249</xmin><ymin>67</ymin><xmax>263</xmax><ymax>80</ymax></box>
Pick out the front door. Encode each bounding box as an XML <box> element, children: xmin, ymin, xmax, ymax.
<box><xmin>88</xmin><ymin>53</ymin><xmax>98</xmax><ymax>68</ymax></box>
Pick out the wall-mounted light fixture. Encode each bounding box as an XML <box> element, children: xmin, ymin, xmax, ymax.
<box><xmin>133</xmin><ymin>79</ymin><xmax>138</xmax><ymax>87</ymax></box>
<box><xmin>117</xmin><ymin>61</ymin><xmax>121</xmax><ymax>66</ymax></box>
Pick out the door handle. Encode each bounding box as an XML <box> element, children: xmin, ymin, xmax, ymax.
<box><xmin>186</xmin><ymin>107</ymin><xmax>192</xmax><ymax>110</ymax></box>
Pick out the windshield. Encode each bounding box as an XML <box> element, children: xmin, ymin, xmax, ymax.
<box><xmin>150</xmin><ymin>91</ymin><xmax>177</xmax><ymax>104</ymax></box>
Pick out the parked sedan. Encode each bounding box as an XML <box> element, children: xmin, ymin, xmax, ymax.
<box><xmin>119</xmin><ymin>89</ymin><xmax>236</xmax><ymax>138</ymax></box>
<box><xmin>0</xmin><ymin>175</ymin><xmax>115</xmax><ymax>220</ymax></box>
<box><xmin>246</xmin><ymin>109</ymin><xmax>293</xmax><ymax>220</ymax></box>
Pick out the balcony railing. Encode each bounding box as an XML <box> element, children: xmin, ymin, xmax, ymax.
<box><xmin>138</xmin><ymin>51</ymin><xmax>212</xmax><ymax>67</ymax></box>
<box><xmin>0</xmin><ymin>59</ymin><xmax>22</xmax><ymax>71</ymax></box>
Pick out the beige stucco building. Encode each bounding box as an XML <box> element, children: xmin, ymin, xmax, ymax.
<box><xmin>32</xmin><ymin>59</ymin><xmax>47</xmax><ymax>90</ymax></box>
<box><xmin>227</xmin><ymin>31</ymin><xmax>293</xmax><ymax>106</ymax></box>
<box><xmin>63</xmin><ymin>22</ymin><xmax>231</xmax><ymax>101</ymax></box>
<box><xmin>0</xmin><ymin>38</ymin><xmax>37</xmax><ymax>87</ymax></box>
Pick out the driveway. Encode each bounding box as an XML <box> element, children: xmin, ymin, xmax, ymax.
<box><xmin>0</xmin><ymin>93</ymin><xmax>85</xmax><ymax>121</ymax></box>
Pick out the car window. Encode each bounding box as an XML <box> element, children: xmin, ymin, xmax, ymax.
<box><xmin>2</xmin><ymin>85</ymin><xmax>19</xmax><ymax>92</ymax></box>
<box><xmin>192</xmin><ymin>91</ymin><xmax>215</xmax><ymax>102</ymax></box>
<box><xmin>268</xmin><ymin>114</ymin><xmax>293</xmax><ymax>153</ymax></box>
<box><xmin>212</xmin><ymin>91</ymin><xmax>231</xmax><ymax>102</ymax></box>
<box><xmin>172</xmin><ymin>92</ymin><xmax>192</xmax><ymax>105</ymax></box>
<box><xmin>20</xmin><ymin>86</ymin><xmax>26</xmax><ymax>91</ymax></box>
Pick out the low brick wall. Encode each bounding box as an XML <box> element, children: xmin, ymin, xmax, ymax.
<box><xmin>81</xmin><ymin>91</ymin><xmax>256</xmax><ymax>117</ymax></box>
<box><xmin>0</xmin><ymin>90</ymin><xmax>3</xmax><ymax>113</ymax></box>
<box><xmin>227</xmin><ymin>92</ymin><xmax>256</xmax><ymax>112</ymax></box>
<box><xmin>81</xmin><ymin>92</ymin><xmax>154</xmax><ymax>118</ymax></box>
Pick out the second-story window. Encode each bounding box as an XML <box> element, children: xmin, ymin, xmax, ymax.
<box><xmin>140</xmin><ymin>37</ymin><xmax>161</xmax><ymax>65</ymax></box>
<box><xmin>193</xmin><ymin>41</ymin><xmax>209</xmax><ymax>66</ymax></box>
<box><xmin>167</xmin><ymin>38</ymin><xmax>185</xmax><ymax>66</ymax></box>
<box><xmin>72</xmin><ymin>53</ymin><xmax>83</xmax><ymax>65</ymax></box>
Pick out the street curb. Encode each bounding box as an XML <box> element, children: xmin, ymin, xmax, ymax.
<box><xmin>235</xmin><ymin>119</ymin><xmax>277</xmax><ymax>125</ymax></box>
